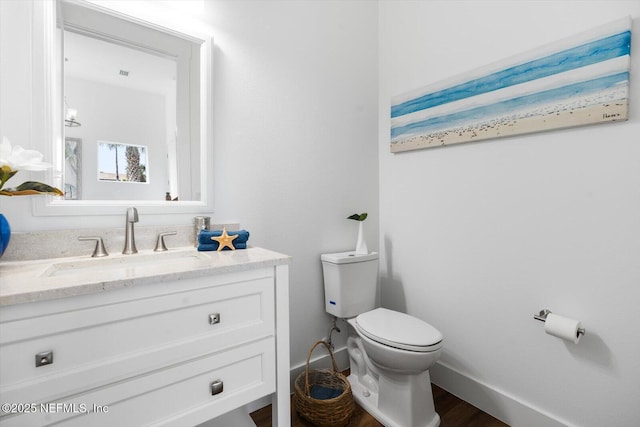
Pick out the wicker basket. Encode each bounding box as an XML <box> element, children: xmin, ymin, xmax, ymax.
<box><xmin>294</xmin><ymin>340</ymin><xmax>355</xmax><ymax>427</ymax></box>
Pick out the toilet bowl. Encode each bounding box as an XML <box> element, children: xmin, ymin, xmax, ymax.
<box><xmin>353</xmin><ymin>308</ymin><xmax>442</xmax><ymax>373</ymax></box>
<box><xmin>321</xmin><ymin>251</ymin><xmax>443</xmax><ymax>427</ymax></box>
<box><xmin>346</xmin><ymin>309</ymin><xmax>442</xmax><ymax>427</ymax></box>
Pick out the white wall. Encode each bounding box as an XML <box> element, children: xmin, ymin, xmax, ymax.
<box><xmin>202</xmin><ymin>0</ymin><xmax>379</xmax><ymax>368</ymax></box>
<box><xmin>379</xmin><ymin>1</ymin><xmax>640</xmax><ymax>426</ymax></box>
<box><xmin>0</xmin><ymin>0</ymin><xmax>379</xmax><ymax>372</ymax></box>
<box><xmin>0</xmin><ymin>0</ymin><xmax>36</xmax><ymax>223</ymax></box>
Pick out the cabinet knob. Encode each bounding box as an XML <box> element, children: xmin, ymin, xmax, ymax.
<box><xmin>210</xmin><ymin>379</ymin><xmax>224</xmax><ymax>396</ymax></box>
<box><xmin>35</xmin><ymin>351</ymin><xmax>53</xmax><ymax>367</ymax></box>
<box><xmin>209</xmin><ymin>313</ymin><xmax>220</xmax><ymax>325</ymax></box>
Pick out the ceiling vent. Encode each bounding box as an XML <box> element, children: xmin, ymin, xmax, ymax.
<box><xmin>119</xmin><ymin>70</ymin><xmax>129</xmax><ymax>77</ymax></box>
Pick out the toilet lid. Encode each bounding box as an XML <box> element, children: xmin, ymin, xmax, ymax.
<box><xmin>355</xmin><ymin>308</ymin><xmax>443</xmax><ymax>352</ymax></box>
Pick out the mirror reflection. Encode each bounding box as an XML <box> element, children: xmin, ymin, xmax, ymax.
<box><xmin>59</xmin><ymin>0</ymin><xmax>202</xmax><ymax>202</ymax></box>
<box><xmin>64</xmin><ymin>137</ymin><xmax>81</xmax><ymax>199</ymax></box>
<box><xmin>97</xmin><ymin>141</ymin><xmax>148</xmax><ymax>183</ymax></box>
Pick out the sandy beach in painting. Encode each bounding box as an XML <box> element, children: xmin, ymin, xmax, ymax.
<box><xmin>390</xmin><ymin>100</ymin><xmax>628</xmax><ymax>153</ymax></box>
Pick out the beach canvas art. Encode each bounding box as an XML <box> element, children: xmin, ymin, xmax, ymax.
<box><xmin>390</xmin><ymin>17</ymin><xmax>631</xmax><ymax>153</ymax></box>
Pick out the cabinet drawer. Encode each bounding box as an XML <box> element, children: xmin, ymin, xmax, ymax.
<box><xmin>1</xmin><ymin>337</ymin><xmax>275</xmax><ymax>427</ymax></box>
<box><xmin>0</xmin><ymin>275</ymin><xmax>274</xmax><ymax>405</ymax></box>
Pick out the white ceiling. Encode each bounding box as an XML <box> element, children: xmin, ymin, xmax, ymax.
<box><xmin>64</xmin><ymin>30</ymin><xmax>177</xmax><ymax>97</ymax></box>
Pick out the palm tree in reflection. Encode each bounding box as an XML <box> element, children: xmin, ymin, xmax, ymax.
<box><xmin>107</xmin><ymin>143</ymin><xmax>120</xmax><ymax>181</ymax></box>
<box><xmin>126</xmin><ymin>145</ymin><xmax>142</xmax><ymax>182</ymax></box>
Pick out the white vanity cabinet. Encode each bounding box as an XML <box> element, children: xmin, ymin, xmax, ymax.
<box><xmin>0</xmin><ymin>249</ymin><xmax>290</xmax><ymax>427</ymax></box>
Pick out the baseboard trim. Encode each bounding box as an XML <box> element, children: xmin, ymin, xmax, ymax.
<box><xmin>306</xmin><ymin>349</ymin><xmax>569</xmax><ymax>427</ymax></box>
<box><xmin>430</xmin><ymin>361</ymin><xmax>572</xmax><ymax>427</ymax></box>
<box><xmin>250</xmin><ymin>348</ymin><xmax>572</xmax><ymax>427</ymax></box>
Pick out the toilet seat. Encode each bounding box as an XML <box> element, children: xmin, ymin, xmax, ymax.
<box><xmin>355</xmin><ymin>308</ymin><xmax>443</xmax><ymax>352</ymax></box>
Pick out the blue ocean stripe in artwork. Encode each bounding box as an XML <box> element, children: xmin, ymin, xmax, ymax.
<box><xmin>390</xmin><ymin>72</ymin><xmax>628</xmax><ymax>139</ymax></box>
<box><xmin>391</xmin><ymin>31</ymin><xmax>631</xmax><ymax>118</ymax></box>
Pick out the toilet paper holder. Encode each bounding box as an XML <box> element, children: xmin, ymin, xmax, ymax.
<box><xmin>533</xmin><ymin>309</ymin><xmax>585</xmax><ymax>336</ymax></box>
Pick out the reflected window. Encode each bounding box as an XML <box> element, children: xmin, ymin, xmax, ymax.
<box><xmin>97</xmin><ymin>141</ymin><xmax>148</xmax><ymax>183</ymax></box>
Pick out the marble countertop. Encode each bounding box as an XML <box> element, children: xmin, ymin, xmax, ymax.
<box><xmin>0</xmin><ymin>246</ymin><xmax>291</xmax><ymax>306</ymax></box>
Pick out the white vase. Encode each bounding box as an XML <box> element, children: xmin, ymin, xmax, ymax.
<box><xmin>355</xmin><ymin>221</ymin><xmax>368</xmax><ymax>255</ymax></box>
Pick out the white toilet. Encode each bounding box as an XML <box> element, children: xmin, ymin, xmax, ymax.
<box><xmin>321</xmin><ymin>251</ymin><xmax>443</xmax><ymax>427</ymax></box>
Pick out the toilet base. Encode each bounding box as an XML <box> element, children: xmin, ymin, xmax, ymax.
<box><xmin>347</xmin><ymin>371</ymin><xmax>440</xmax><ymax>427</ymax></box>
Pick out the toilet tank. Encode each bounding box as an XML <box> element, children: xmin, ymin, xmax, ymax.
<box><xmin>321</xmin><ymin>251</ymin><xmax>379</xmax><ymax>318</ymax></box>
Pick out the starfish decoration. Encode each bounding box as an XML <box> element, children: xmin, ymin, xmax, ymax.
<box><xmin>210</xmin><ymin>228</ymin><xmax>238</xmax><ymax>251</ymax></box>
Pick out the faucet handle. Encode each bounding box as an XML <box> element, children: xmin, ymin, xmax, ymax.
<box><xmin>154</xmin><ymin>231</ymin><xmax>177</xmax><ymax>252</ymax></box>
<box><xmin>78</xmin><ymin>236</ymin><xmax>109</xmax><ymax>257</ymax></box>
<box><xmin>126</xmin><ymin>207</ymin><xmax>139</xmax><ymax>222</ymax></box>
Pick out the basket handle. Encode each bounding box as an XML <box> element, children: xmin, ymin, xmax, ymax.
<box><xmin>304</xmin><ymin>340</ymin><xmax>340</xmax><ymax>396</ymax></box>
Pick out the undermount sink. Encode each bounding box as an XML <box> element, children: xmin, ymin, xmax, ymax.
<box><xmin>41</xmin><ymin>249</ymin><xmax>211</xmax><ymax>277</ymax></box>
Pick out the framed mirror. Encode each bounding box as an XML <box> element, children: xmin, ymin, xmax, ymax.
<box><xmin>33</xmin><ymin>0</ymin><xmax>213</xmax><ymax>216</ymax></box>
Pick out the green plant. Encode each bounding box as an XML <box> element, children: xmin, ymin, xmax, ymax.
<box><xmin>347</xmin><ymin>212</ymin><xmax>367</xmax><ymax>221</ymax></box>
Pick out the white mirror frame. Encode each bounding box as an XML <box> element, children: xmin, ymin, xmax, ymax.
<box><xmin>32</xmin><ymin>0</ymin><xmax>214</xmax><ymax>216</ymax></box>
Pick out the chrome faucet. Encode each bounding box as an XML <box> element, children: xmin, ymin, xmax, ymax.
<box><xmin>123</xmin><ymin>207</ymin><xmax>139</xmax><ymax>254</ymax></box>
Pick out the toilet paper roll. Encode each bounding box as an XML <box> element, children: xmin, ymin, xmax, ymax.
<box><xmin>544</xmin><ymin>313</ymin><xmax>582</xmax><ymax>344</ymax></box>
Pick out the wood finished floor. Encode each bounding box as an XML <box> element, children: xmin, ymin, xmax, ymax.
<box><xmin>250</xmin><ymin>383</ymin><xmax>509</xmax><ymax>427</ymax></box>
